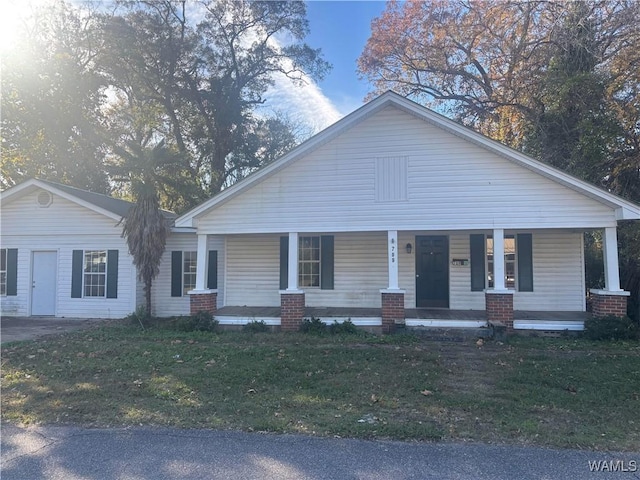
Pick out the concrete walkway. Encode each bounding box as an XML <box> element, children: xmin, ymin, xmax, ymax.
<box><xmin>1</xmin><ymin>424</ymin><xmax>638</xmax><ymax>480</ymax></box>
<box><xmin>0</xmin><ymin>317</ymin><xmax>114</xmax><ymax>344</ymax></box>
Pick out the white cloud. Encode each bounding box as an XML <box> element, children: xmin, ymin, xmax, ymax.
<box><xmin>262</xmin><ymin>73</ymin><xmax>343</xmax><ymax>134</ymax></box>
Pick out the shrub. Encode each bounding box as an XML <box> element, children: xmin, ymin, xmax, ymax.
<box><xmin>126</xmin><ymin>306</ymin><xmax>149</xmax><ymax>329</ymax></box>
<box><xmin>300</xmin><ymin>318</ymin><xmax>359</xmax><ymax>335</ymax></box>
<box><xmin>584</xmin><ymin>315</ymin><xmax>639</xmax><ymax>341</ymax></box>
<box><xmin>243</xmin><ymin>320</ymin><xmax>270</xmax><ymax>333</ymax></box>
<box><xmin>300</xmin><ymin>317</ymin><xmax>327</xmax><ymax>334</ymax></box>
<box><xmin>328</xmin><ymin>319</ymin><xmax>358</xmax><ymax>335</ymax></box>
<box><xmin>175</xmin><ymin>311</ymin><xmax>219</xmax><ymax>333</ymax></box>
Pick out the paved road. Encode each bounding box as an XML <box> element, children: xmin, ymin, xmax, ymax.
<box><xmin>2</xmin><ymin>424</ymin><xmax>638</xmax><ymax>480</ymax></box>
<box><xmin>1</xmin><ymin>317</ymin><xmax>112</xmax><ymax>344</ymax></box>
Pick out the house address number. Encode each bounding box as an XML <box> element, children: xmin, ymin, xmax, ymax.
<box><xmin>451</xmin><ymin>258</ymin><xmax>469</xmax><ymax>266</ymax></box>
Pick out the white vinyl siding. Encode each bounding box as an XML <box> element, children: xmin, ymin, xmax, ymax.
<box><xmin>195</xmin><ymin>106</ymin><xmax>616</xmax><ymax>235</ymax></box>
<box><xmin>514</xmin><ymin>231</ymin><xmax>585</xmax><ymax>311</ymax></box>
<box><xmin>224</xmin><ymin>230</ymin><xmax>585</xmax><ymax>312</ymax></box>
<box><xmin>225</xmin><ymin>233</ymin><xmax>388</xmax><ymax>308</ymax></box>
<box><xmin>226</xmin><ymin>235</ymin><xmax>281</xmax><ymax>307</ymax></box>
<box><xmin>447</xmin><ymin>231</ymin><xmax>585</xmax><ymax>311</ymax></box>
<box><xmin>0</xmin><ymin>192</ymin><xmax>136</xmax><ymax>318</ymax></box>
<box><xmin>150</xmin><ymin>234</ymin><xmax>224</xmax><ymax>317</ymax></box>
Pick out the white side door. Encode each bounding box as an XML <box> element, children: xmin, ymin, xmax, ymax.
<box><xmin>32</xmin><ymin>251</ymin><xmax>57</xmax><ymax>316</ymax></box>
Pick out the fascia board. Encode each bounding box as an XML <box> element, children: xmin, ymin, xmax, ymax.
<box><xmin>1</xmin><ymin>179</ymin><xmax>123</xmax><ymax>222</ymax></box>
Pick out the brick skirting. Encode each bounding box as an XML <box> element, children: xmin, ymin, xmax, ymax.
<box><xmin>381</xmin><ymin>292</ymin><xmax>404</xmax><ymax>334</ymax></box>
<box><xmin>591</xmin><ymin>292</ymin><xmax>628</xmax><ymax>317</ymax></box>
<box><xmin>281</xmin><ymin>292</ymin><xmax>305</xmax><ymax>331</ymax></box>
<box><xmin>189</xmin><ymin>292</ymin><xmax>217</xmax><ymax>315</ymax></box>
<box><xmin>485</xmin><ymin>291</ymin><xmax>514</xmax><ymax>331</ymax></box>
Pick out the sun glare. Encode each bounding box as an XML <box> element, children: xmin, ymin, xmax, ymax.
<box><xmin>0</xmin><ymin>0</ymin><xmax>51</xmax><ymax>52</ymax></box>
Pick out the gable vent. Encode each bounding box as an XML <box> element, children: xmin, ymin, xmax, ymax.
<box><xmin>375</xmin><ymin>156</ymin><xmax>409</xmax><ymax>202</ymax></box>
<box><xmin>36</xmin><ymin>191</ymin><xmax>53</xmax><ymax>208</ymax></box>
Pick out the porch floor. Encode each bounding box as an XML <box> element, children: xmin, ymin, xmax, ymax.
<box><xmin>215</xmin><ymin>306</ymin><xmax>587</xmax><ymax>322</ymax></box>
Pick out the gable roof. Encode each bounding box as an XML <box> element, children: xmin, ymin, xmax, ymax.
<box><xmin>1</xmin><ymin>178</ymin><xmax>177</xmax><ymax>222</ymax></box>
<box><xmin>175</xmin><ymin>91</ymin><xmax>640</xmax><ymax>227</ymax></box>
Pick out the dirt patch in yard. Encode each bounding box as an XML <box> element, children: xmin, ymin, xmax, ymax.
<box><xmin>1</xmin><ymin>317</ymin><xmax>118</xmax><ymax>344</ymax></box>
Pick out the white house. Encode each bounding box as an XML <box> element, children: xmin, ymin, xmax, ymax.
<box><xmin>2</xmin><ymin>92</ymin><xmax>639</xmax><ymax>332</ymax></box>
<box><xmin>174</xmin><ymin>92</ymin><xmax>640</xmax><ymax>332</ymax></box>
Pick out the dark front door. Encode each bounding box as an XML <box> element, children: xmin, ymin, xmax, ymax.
<box><xmin>415</xmin><ymin>236</ymin><xmax>449</xmax><ymax>308</ymax></box>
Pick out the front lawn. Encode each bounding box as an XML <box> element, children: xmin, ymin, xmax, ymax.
<box><xmin>2</xmin><ymin>322</ymin><xmax>639</xmax><ymax>451</ymax></box>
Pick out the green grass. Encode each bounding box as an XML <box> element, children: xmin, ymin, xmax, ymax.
<box><xmin>2</xmin><ymin>322</ymin><xmax>639</xmax><ymax>451</ymax></box>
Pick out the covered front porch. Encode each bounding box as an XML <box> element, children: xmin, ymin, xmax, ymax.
<box><xmin>187</xmin><ymin>227</ymin><xmax>628</xmax><ymax>334</ymax></box>
<box><xmin>214</xmin><ymin>305</ymin><xmax>588</xmax><ymax>332</ymax></box>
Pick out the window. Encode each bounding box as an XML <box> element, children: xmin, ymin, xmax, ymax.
<box><xmin>183</xmin><ymin>251</ymin><xmax>197</xmax><ymax>295</ymax></box>
<box><xmin>84</xmin><ymin>250</ymin><xmax>107</xmax><ymax>297</ymax></box>
<box><xmin>0</xmin><ymin>249</ymin><xmax>6</xmax><ymax>296</ymax></box>
<box><xmin>299</xmin><ymin>236</ymin><xmax>320</xmax><ymax>287</ymax></box>
<box><xmin>470</xmin><ymin>234</ymin><xmax>533</xmax><ymax>292</ymax></box>
<box><xmin>280</xmin><ymin>236</ymin><xmax>334</xmax><ymax>290</ymax></box>
<box><xmin>72</xmin><ymin>250</ymin><xmax>117</xmax><ymax>299</ymax></box>
<box><xmin>487</xmin><ymin>236</ymin><xmax>516</xmax><ymax>289</ymax></box>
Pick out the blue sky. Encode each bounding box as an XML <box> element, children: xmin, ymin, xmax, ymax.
<box><xmin>263</xmin><ymin>1</ymin><xmax>388</xmax><ymax>132</ymax></box>
<box><xmin>305</xmin><ymin>1</ymin><xmax>388</xmax><ymax>114</ymax></box>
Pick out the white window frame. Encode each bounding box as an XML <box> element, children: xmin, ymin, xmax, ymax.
<box><xmin>183</xmin><ymin>251</ymin><xmax>197</xmax><ymax>295</ymax></box>
<box><xmin>298</xmin><ymin>236</ymin><xmax>321</xmax><ymax>288</ymax></box>
<box><xmin>487</xmin><ymin>235</ymin><xmax>517</xmax><ymax>290</ymax></box>
<box><xmin>83</xmin><ymin>250</ymin><xmax>107</xmax><ymax>298</ymax></box>
<box><xmin>0</xmin><ymin>248</ymin><xmax>7</xmax><ymax>296</ymax></box>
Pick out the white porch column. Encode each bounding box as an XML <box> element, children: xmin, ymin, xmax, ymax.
<box><xmin>287</xmin><ymin>232</ymin><xmax>299</xmax><ymax>291</ymax></box>
<box><xmin>493</xmin><ymin>228</ymin><xmax>506</xmax><ymax>291</ymax></box>
<box><xmin>194</xmin><ymin>233</ymin><xmax>208</xmax><ymax>291</ymax></box>
<box><xmin>387</xmin><ymin>230</ymin><xmax>399</xmax><ymax>290</ymax></box>
<box><xmin>603</xmin><ymin>227</ymin><xmax>622</xmax><ymax>291</ymax></box>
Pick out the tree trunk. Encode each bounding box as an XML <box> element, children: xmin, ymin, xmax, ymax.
<box><xmin>145</xmin><ymin>278</ymin><xmax>152</xmax><ymax>318</ymax></box>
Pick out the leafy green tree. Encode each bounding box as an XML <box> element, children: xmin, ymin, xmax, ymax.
<box><xmin>98</xmin><ymin>0</ymin><xmax>329</xmax><ymax>199</ymax></box>
<box><xmin>1</xmin><ymin>1</ymin><xmax>108</xmax><ymax>191</ymax></box>
<box><xmin>2</xmin><ymin>0</ymin><xmax>326</xmax><ymax>208</ymax></box>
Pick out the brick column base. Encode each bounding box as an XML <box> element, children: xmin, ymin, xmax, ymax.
<box><xmin>381</xmin><ymin>291</ymin><xmax>405</xmax><ymax>334</ymax></box>
<box><xmin>189</xmin><ymin>291</ymin><xmax>217</xmax><ymax>315</ymax></box>
<box><xmin>280</xmin><ymin>292</ymin><xmax>305</xmax><ymax>331</ymax></box>
<box><xmin>590</xmin><ymin>290</ymin><xmax>629</xmax><ymax>317</ymax></box>
<box><xmin>486</xmin><ymin>291</ymin><xmax>514</xmax><ymax>331</ymax></box>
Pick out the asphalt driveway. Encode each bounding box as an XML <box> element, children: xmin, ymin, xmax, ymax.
<box><xmin>0</xmin><ymin>317</ymin><xmax>113</xmax><ymax>344</ymax></box>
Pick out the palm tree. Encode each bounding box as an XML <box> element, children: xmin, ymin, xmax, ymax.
<box><xmin>122</xmin><ymin>178</ymin><xmax>169</xmax><ymax>318</ymax></box>
<box><xmin>118</xmin><ymin>140</ymin><xmax>179</xmax><ymax>319</ymax></box>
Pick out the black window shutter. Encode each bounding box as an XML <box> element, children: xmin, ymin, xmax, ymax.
<box><xmin>207</xmin><ymin>250</ymin><xmax>218</xmax><ymax>289</ymax></box>
<box><xmin>470</xmin><ymin>234</ymin><xmax>485</xmax><ymax>292</ymax></box>
<box><xmin>71</xmin><ymin>250</ymin><xmax>83</xmax><ymax>298</ymax></box>
<box><xmin>106</xmin><ymin>250</ymin><xmax>118</xmax><ymax>298</ymax></box>
<box><xmin>517</xmin><ymin>234</ymin><xmax>534</xmax><ymax>292</ymax></box>
<box><xmin>320</xmin><ymin>235</ymin><xmax>334</xmax><ymax>290</ymax></box>
<box><xmin>279</xmin><ymin>236</ymin><xmax>289</xmax><ymax>290</ymax></box>
<box><xmin>6</xmin><ymin>249</ymin><xmax>18</xmax><ymax>296</ymax></box>
<box><xmin>171</xmin><ymin>251</ymin><xmax>183</xmax><ymax>297</ymax></box>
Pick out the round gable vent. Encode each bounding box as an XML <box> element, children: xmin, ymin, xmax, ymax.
<box><xmin>36</xmin><ymin>190</ymin><xmax>53</xmax><ymax>208</ymax></box>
